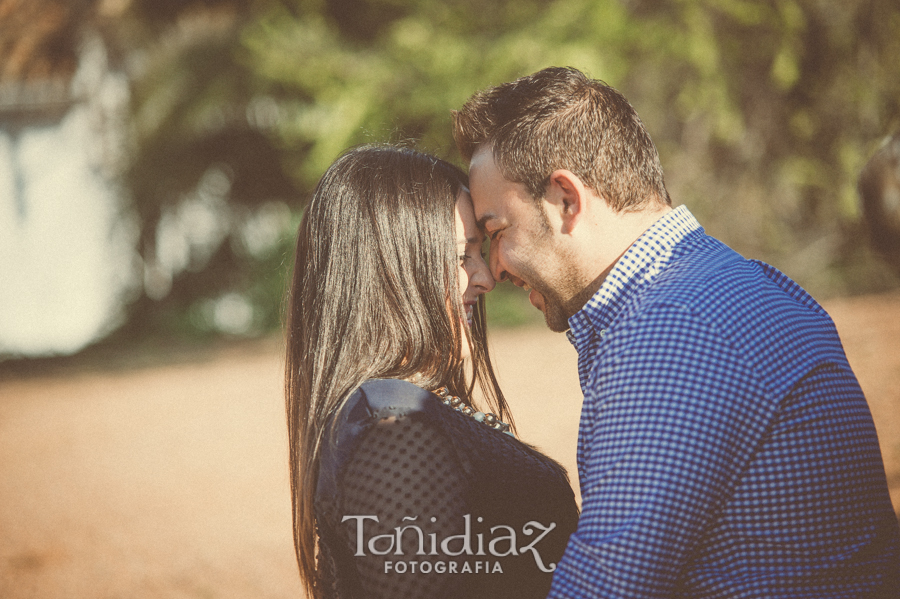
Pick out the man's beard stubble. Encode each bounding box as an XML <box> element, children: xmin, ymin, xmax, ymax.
<box><xmin>538</xmin><ymin>287</ymin><xmax>573</xmax><ymax>333</ymax></box>
<box><xmin>520</xmin><ymin>205</ymin><xmax>588</xmax><ymax>333</ymax></box>
<box><xmin>519</xmin><ymin>255</ymin><xmax>583</xmax><ymax>333</ymax></box>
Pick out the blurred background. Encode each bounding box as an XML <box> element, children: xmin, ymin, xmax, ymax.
<box><xmin>1</xmin><ymin>0</ymin><xmax>899</xmax><ymax>359</ymax></box>
<box><xmin>1</xmin><ymin>1</ymin><xmax>899</xmax><ymax>597</ymax></box>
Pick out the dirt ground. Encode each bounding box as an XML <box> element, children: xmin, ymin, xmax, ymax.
<box><xmin>1</xmin><ymin>292</ymin><xmax>898</xmax><ymax>598</ymax></box>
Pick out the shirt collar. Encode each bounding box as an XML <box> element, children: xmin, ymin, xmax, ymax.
<box><xmin>566</xmin><ymin>205</ymin><xmax>702</xmax><ymax>353</ymax></box>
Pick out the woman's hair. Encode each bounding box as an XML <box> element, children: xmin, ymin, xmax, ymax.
<box><xmin>284</xmin><ymin>144</ymin><xmax>509</xmax><ymax>596</ymax></box>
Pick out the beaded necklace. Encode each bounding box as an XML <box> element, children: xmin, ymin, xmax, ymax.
<box><xmin>433</xmin><ymin>387</ymin><xmax>514</xmax><ymax>436</ymax></box>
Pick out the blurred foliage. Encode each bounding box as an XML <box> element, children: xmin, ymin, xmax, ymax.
<box><xmin>98</xmin><ymin>0</ymin><xmax>303</xmax><ymax>342</ymax></box>
<box><xmin>485</xmin><ymin>281</ymin><xmax>545</xmax><ymax>329</ymax></box>
<box><xmin>97</xmin><ymin>0</ymin><xmax>900</xmax><ymax>342</ymax></box>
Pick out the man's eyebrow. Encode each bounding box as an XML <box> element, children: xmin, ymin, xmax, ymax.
<box><xmin>476</xmin><ymin>213</ymin><xmax>497</xmax><ymax>231</ymax></box>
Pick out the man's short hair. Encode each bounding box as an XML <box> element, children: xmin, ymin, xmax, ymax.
<box><xmin>452</xmin><ymin>66</ymin><xmax>671</xmax><ymax>211</ymax></box>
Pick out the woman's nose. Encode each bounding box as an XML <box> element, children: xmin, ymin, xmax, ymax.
<box><xmin>473</xmin><ymin>257</ymin><xmax>496</xmax><ymax>293</ymax></box>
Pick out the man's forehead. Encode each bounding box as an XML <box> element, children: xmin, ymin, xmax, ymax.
<box><xmin>470</xmin><ymin>181</ymin><xmax>511</xmax><ymax>231</ymax></box>
<box><xmin>469</xmin><ymin>144</ymin><xmax>497</xmax><ymax>176</ymax></box>
<box><xmin>467</xmin><ymin>175</ymin><xmax>495</xmax><ymax>224</ymax></box>
<box><xmin>469</xmin><ymin>142</ymin><xmax>493</xmax><ymax>164</ymax></box>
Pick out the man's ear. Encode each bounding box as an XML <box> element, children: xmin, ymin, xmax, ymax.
<box><xmin>546</xmin><ymin>169</ymin><xmax>588</xmax><ymax>234</ymax></box>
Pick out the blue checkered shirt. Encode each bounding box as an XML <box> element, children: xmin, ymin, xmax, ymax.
<box><xmin>547</xmin><ymin>206</ymin><xmax>900</xmax><ymax>598</ymax></box>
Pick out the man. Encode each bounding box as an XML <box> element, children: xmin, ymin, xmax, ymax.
<box><xmin>453</xmin><ymin>67</ymin><xmax>900</xmax><ymax>598</ymax></box>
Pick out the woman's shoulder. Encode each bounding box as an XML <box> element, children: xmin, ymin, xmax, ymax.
<box><xmin>317</xmin><ymin>379</ymin><xmax>441</xmax><ymax>498</ymax></box>
<box><xmin>333</xmin><ymin>378</ymin><xmax>441</xmax><ymax>434</ymax></box>
<box><xmin>333</xmin><ymin>377</ymin><xmax>430</xmax><ymax>424</ymax></box>
<box><xmin>352</xmin><ymin>378</ymin><xmax>437</xmax><ymax>417</ymax></box>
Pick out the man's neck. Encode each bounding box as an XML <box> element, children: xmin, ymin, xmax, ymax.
<box><xmin>574</xmin><ymin>203</ymin><xmax>672</xmax><ymax>311</ymax></box>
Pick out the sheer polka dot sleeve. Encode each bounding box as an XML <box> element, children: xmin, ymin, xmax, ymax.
<box><xmin>335</xmin><ymin>413</ymin><xmax>469</xmax><ymax>599</ymax></box>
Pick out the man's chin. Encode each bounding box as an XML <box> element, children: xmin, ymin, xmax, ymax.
<box><xmin>538</xmin><ymin>298</ymin><xmax>571</xmax><ymax>333</ymax></box>
<box><xmin>528</xmin><ymin>288</ymin><xmax>570</xmax><ymax>332</ymax></box>
<box><xmin>543</xmin><ymin>310</ymin><xmax>571</xmax><ymax>333</ymax></box>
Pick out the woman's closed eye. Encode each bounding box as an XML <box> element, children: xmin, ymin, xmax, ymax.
<box><xmin>460</xmin><ymin>248</ymin><xmax>480</xmax><ymax>264</ymax></box>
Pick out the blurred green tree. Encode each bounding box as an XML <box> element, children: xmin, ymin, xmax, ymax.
<box><xmin>90</xmin><ymin>0</ymin><xmax>900</xmax><ymax>346</ymax></box>
<box><xmin>104</xmin><ymin>0</ymin><xmax>304</xmax><ymax>342</ymax></box>
<box><xmin>244</xmin><ymin>0</ymin><xmax>900</xmax><ymax>298</ymax></box>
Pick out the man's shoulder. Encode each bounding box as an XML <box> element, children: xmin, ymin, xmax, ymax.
<box><xmin>643</xmin><ymin>234</ymin><xmax>824</xmax><ymax>321</ymax></box>
<box><xmin>599</xmin><ymin>233</ymin><xmax>837</xmax><ymax>362</ymax></box>
<box><xmin>615</xmin><ymin>233</ymin><xmax>844</xmax><ymax>375</ymax></box>
<box><xmin>637</xmin><ymin>234</ymin><xmax>769</xmax><ymax>316</ymax></box>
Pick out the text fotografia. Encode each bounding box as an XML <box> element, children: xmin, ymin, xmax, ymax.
<box><xmin>385</xmin><ymin>560</ymin><xmax>502</xmax><ymax>574</ymax></box>
<box><xmin>341</xmin><ymin>514</ymin><xmax>558</xmax><ymax>573</ymax></box>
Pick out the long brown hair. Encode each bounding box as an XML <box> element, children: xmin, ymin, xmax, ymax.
<box><xmin>284</xmin><ymin>145</ymin><xmax>509</xmax><ymax>597</ymax></box>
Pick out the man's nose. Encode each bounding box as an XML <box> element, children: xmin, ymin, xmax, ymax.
<box><xmin>489</xmin><ymin>249</ymin><xmax>507</xmax><ymax>283</ymax></box>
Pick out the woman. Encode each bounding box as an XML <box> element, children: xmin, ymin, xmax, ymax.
<box><xmin>284</xmin><ymin>145</ymin><xmax>578</xmax><ymax>599</ymax></box>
